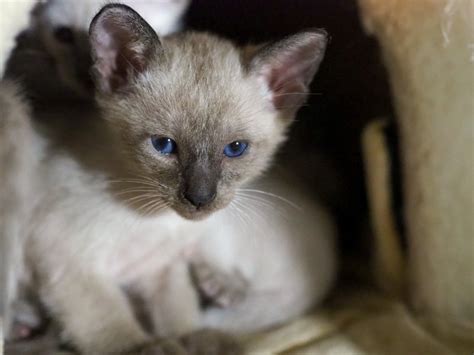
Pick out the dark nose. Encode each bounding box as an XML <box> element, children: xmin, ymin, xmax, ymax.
<box><xmin>183</xmin><ymin>160</ymin><xmax>218</xmax><ymax>209</ymax></box>
<box><xmin>184</xmin><ymin>189</ymin><xmax>216</xmax><ymax>208</ymax></box>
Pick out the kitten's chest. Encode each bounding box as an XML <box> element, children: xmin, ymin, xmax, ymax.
<box><xmin>103</xmin><ymin>214</ymin><xmax>203</xmax><ymax>284</ymax></box>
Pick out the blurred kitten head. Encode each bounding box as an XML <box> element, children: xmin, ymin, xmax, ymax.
<box><xmin>89</xmin><ymin>4</ymin><xmax>327</xmax><ymax>220</ymax></box>
<box><xmin>32</xmin><ymin>0</ymin><xmax>190</xmax><ymax>97</ymax></box>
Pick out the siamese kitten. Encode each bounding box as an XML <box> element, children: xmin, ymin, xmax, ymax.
<box><xmin>2</xmin><ymin>4</ymin><xmax>335</xmax><ymax>354</ymax></box>
<box><xmin>6</xmin><ymin>0</ymin><xmax>191</xmax><ymax>99</ymax></box>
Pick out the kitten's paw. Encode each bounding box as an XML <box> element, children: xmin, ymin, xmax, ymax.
<box><xmin>179</xmin><ymin>329</ymin><xmax>243</xmax><ymax>355</ymax></box>
<box><xmin>190</xmin><ymin>261</ymin><xmax>248</xmax><ymax>308</ymax></box>
<box><xmin>7</xmin><ymin>299</ymin><xmax>46</xmax><ymax>341</ymax></box>
<box><xmin>138</xmin><ymin>339</ymin><xmax>187</xmax><ymax>355</ymax></box>
<box><xmin>9</xmin><ymin>322</ymin><xmax>36</xmax><ymax>341</ymax></box>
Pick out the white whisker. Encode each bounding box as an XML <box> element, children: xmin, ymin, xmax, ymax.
<box><xmin>114</xmin><ymin>188</ymin><xmax>159</xmax><ymax>196</ymax></box>
<box><xmin>238</xmin><ymin>189</ymin><xmax>302</xmax><ymax>211</ymax></box>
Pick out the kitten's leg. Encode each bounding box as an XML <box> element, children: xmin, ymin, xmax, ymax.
<box><xmin>148</xmin><ymin>261</ymin><xmax>201</xmax><ymax>337</ymax></box>
<box><xmin>0</xmin><ymin>81</ymin><xmax>35</xmax><ymax>340</ymax></box>
<box><xmin>39</xmin><ymin>269</ymin><xmax>152</xmax><ymax>354</ymax></box>
<box><xmin>196</xmin><ymin>238</ymin><xmax>336</xmax><ymax>334</ymax></box>
<box><xmin>190</xmin><ymin>260</ymin><xmax>247</xmax><ymax>308</ymax></box>
<box><xmin>145</xmin><ymin>262</ymin><xmax>243</xmax><ymax>354</ymax></box>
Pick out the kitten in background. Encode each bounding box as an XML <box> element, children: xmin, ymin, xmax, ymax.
<box><xmin>5</xmin><ymin>0</ymin><xmax>191</xmax><ymax>100</ymax></box>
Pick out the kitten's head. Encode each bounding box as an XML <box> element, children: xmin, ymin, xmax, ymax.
<box><xmin>90</xmin><ymin>4</ymin><xmax>327</xmax><ymax>220</ymax></box>
<box><xmin>33</xmin><ymin>0</ymin><xmax>190</xmax><ymax>97</ymax></box>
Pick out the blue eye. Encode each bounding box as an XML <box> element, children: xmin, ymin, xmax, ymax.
<box><xmin>224</xmin><ymin>141</ymin><xmax>248</xmax><ymax>158</ymax></box>
<box><xmin>151</xmin><ymin>136</ymin><xmax>177</xmax><ymax>155</ymax></box>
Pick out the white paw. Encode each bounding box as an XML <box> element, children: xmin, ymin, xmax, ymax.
<box><xmin>7</xmin><ymin>299</ymin><xmax>46</xmax><ymax>342</ymax></box>
<box><xmin>190</xmin><ymin>261</ymin><xmax>248</xmax><ymax>308</ymax></box>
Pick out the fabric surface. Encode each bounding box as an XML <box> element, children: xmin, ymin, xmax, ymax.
<box><xmin>243</xmin><ymin>287</ymin><xmax>462</xmax><ymax>354</ymax></box>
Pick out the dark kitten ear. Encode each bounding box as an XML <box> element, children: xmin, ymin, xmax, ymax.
<box><xmin>249</xmin><ymin>30</ymin><xmax>328</xmax><ymax>112</ymax></box>
<box><xmin>89</xmin><ymin>4</ymin><xmax>161</xmax><ymax>93</ymax></box>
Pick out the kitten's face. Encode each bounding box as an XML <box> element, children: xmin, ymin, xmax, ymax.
<box><xmin>33</xmin><ymin>0</ymin><xmax>98</xmax><ymax>97</ymax></box>
<box><xmin>90</xmin><ymin>5</ymin><xmax>327</xmax><ymax>220</ymax></box>
<box><xmin>100</xmin><ymin>36</ymin><xmax>286</xmax><ymax>219</ymax></box>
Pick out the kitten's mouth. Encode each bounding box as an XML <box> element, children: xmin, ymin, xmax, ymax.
<box><xmin>177</xmin><ymin>208</ymin><xmax>213</xmax><ymax>221</ymax></box>
<box><xmin>173</xmin><ymin>196</ymin><xmax>230</xmax><ymax>221</ymax></box>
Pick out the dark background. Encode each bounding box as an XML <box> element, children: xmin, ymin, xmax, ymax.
<box><xmin>186</xmin><ymin>0</ymin><xmax>395</xmax><ymax>274</ymax></box>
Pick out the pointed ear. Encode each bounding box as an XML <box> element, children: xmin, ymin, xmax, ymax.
<box><xmin>249</xmin><ymin>30</ymin><xmax>328</xmax><ymax>112</ymax></box>
<box><xmin>89</xmin><ymin>4</ymin><xmax>161</xmax><ymax>94</ymax></box>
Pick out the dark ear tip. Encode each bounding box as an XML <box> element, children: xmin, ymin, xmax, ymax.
<box><xmin>301</xmin><ymin>28</ymin><xmax>330</xmax><ymax>46</ymax></box>
<box><xmin>89</xmin><ymin>3</ymin><xmax>137</xmax><ymax>35</ymax></box>
<box><xmin>311</xmin><ymin>28</ymin><xmax>329</xmax><ymax>38</ymax></box>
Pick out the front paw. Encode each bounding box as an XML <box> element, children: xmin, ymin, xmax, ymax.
<box><xmin>7</xmin><ymin>299</ymin><xmax>47</xmax><ymax>342</ymax></box>
<box><xmin>179</xmin><ymin>329</ymin><xmax>243</xmax><ymax>355</ymax></box>
<box><xmin>190</xmin><ymin>261</ymin><xmax>248</xmax><ymax>308</ymax></box>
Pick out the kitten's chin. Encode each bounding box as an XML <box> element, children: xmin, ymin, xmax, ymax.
<box><xmin>172</xmin><ymin>200</ymin><xmax>230</xmax><ymax>221</ymax></box>
<box><xmin>176</xmin><ymin>209</ymin><xmax>213</xmax><ymax>221</ymax></box>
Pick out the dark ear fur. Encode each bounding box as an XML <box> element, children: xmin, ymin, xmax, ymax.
<box><xmin>89</xmin><ymin>4</ymin><xmax>160</xmax><ymax>93</ymax></box>
<box><xmin>249</xmin><ymin>30</ymin><xmax>328</xmax><ymax>112</ymax></box>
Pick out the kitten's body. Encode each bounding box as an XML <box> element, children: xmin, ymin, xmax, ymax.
<box><xmin>2</xmin><ymin>5</ymin><xmax>335</xmax><ymax>354</ymax></box>
<box><xmin>11</xmin><ymin>96</ymin><xmax>334</xmax><ymax>353</ymax></box>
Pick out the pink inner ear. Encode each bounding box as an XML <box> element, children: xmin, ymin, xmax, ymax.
<box><xmin>259</xmin><ymin>38</ymin><xmax>322</xmax><ymax>111</ymax></box>
<box><xmin>94</xmin><ymin>32</ymin><xmax>119</xmax><ymax>83</ymax></box>
<box><xmin>91</xmin><ymin>8</ymin><xmax>157</xmax><ymax>93</ymax></box>
<box><xmin>92</xmin><ymin>21</ymin><xmax>132</xmax><ymax>93</ymax></box>
<box><xmin>264</xmin><ymin>64</ymin><xmax>308</xmax><ymax>110</ymax></box>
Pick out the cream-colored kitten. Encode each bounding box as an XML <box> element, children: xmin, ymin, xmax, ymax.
<box><xmin>31</xmin><ymin>0</ymin><xmax>191</xmax><ymax>97</ymax></box>
<box><xmin>2</xmin><ymin>4</ymin><xmax>335</xmax><ymax>354</ymax></box>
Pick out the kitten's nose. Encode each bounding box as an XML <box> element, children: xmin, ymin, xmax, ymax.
<box><xmin>183</xmin><ymin>161</ymin><xmax>218</xmax><ymax>209</ymax></box>
<box><xmin>184</xmin><ymin>189</ymin><xmax>216</xmax><ymax>209</ymax></box>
